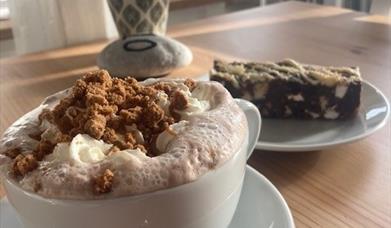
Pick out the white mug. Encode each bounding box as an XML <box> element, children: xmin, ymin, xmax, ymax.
<box><xmin>4</xmin><ymin>99</ymin><xmax>261</xmax><ymax>228</ymax></box>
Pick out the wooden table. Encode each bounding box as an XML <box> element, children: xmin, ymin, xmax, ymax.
<box><xmin>1</xmin><ymin>1</ymin><xmax>390</xmax><ymax>227</ymax></box>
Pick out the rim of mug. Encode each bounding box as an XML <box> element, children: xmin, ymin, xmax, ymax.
<box><xmin>4</xmin><ymin>138</ymin><xmax>247</xmax><ymax>205</ymax></box>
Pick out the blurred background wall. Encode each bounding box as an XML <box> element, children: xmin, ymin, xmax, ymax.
<box><xmin>0</xmin><ymin>0</ymin><xmax>389</xmax><ymax>58</ymax></box>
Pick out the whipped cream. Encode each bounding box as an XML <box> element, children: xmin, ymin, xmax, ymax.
<box><xmin>108</xmin><ymin>148</ymin><xmax>147</xmax><ymax>169</ymax></box>
<box><xmin>156</xmin><ymin>91</ymin><xmax>171</xmax><ymax>114</ymax></box>
<box><xmin>40</xmin><ymin>120</ymin><xmax>62</xmax><ymax>144</ymax></box>
<box><xmin>124</xmin><ymin>124</ymin><xmax>144</xmax><ymax>144</ymax></box>
<box><xmin>46</xmin><ymin>133</ymin><xmax>148</xmax><ymax>167</ymax></box>
<box><xmin>176</xmin><ymin>94</ymin><xmax>210</xmax><ymax>118</ymax></box>
<box><xmin>156</xmin><ymin>121</ymin><xmax>189</xmax><ymax>153</ymax></box>
<box><xmin>46</xmin><ymin>134</ymin><xmax>112</xmax><ymax>164</ymax></box>
<box><xmin>150</xmin><ymin>80</ymin><xmax>211</xmax><ymax>118</ymax></box>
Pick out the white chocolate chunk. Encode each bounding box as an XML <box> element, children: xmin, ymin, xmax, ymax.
<box><xmin>287</xmin><ymin>94</ymin><xmax>304</xmax><ymax>102</ymax></box>
<box><xmin>335</xmin><ymin>85</ymin><xmax>348</xmax><ymax>98</ymax></box>
<box><xmin>306</xmin><ymin>110</ymin><xmax>320</xmax><ymax>119</ymax></box>
<box><xmin>242</xmin><ymin>91</ymin><xmax>252</xmax><ymax>100</ymax></box>
<box><xmin>319</xmin><ymin>96</ymin><xmax>328</xmax><ymax>110</ymax></box>
<box><xmin>253</xmin><ymin>83</ymin><xmax>269</xmax><ymax>99</ymax></box>
<box><xmin>284</xmin><ymin>106</ymin><xmax>292</xmax><ymax>116</ymax></box>
<box><xmin>324</xmin><ymin>109</ymin><xmax>339</xmax><ymax>119</ymax></box>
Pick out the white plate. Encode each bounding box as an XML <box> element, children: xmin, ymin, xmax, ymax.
<box><xmin>0</xmin><ymin>165</ymin><xmax>294</xmax><ymax>228</ymax></box>
<box><xmin>255</xmin><ymin>81</ymin><xmax>390</xmax><ymax>151</ymax></box>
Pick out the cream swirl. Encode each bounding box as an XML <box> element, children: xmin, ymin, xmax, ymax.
<box><xmin>46</xmin><ymin>134</ymin><xmax>112</xmax><ymax>164</ymax></box>
<box><xmin>156</xmin><ymin>121</ymin><xmax>189</xmax><ymax>153</ymax></box>
<box><xmin>46</xmin><ymin>134</ymin><xmax>147</xmax><ymax>167</ymax></box>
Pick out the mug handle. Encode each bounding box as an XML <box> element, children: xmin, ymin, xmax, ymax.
<box><xmin>235</xmin><ymin>99</ymin><xmax>261</xmax><ymax>160</ymax></box>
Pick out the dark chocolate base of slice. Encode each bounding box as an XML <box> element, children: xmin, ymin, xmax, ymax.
<box><xmin>211</xmin><ymin>76</ymin><xmax>361</xmax><ymax>120</ymax></box>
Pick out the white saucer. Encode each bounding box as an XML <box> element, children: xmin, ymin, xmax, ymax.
<box><xmin>0</xmin><ymin>165</ymin><xmax>294</xmax><ymax>228</ymax></box>
<box><xmin>256</xmin><ymin>81</ymin><xmax>390</xmax><ymax>151</ymax></box>
<box><xmin>228</xmin><ymin>165</ymin><xmax>294</xmax><ymax>228</ymax></box>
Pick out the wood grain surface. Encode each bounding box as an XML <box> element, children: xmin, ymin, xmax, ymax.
<box><xmin>0</xmin><ymin>1</ymin><xmax>390</xmax><ymax>227</ymax></box>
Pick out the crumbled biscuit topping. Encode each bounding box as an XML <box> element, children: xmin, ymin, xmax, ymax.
<box><xmin>4</xmin><ymin>148</ymin><xmax>21</xmax><ymax>159</ymax></box>
<box><xmin>169</xmin><ymin>90</ymin><xmax>189</xmax><ymax>121</ymax></box>
<box><xmin>4</xmin><ymin>70</ymin><xmax>196</xmax><ymax>195</ymax></box>
<box><xmin>40</xmin><ymin>70</ymin><xmax>195</xmax><ymax>154</ymax></box>
<box><xmin>12</xmin><ymin>154</ymin><xmax>38</xmax><ymax>176</ymax></box>
<box><xmin>93</xmin><ymin>169</ymin><xmax>114</xmax><ymax>194</ymax></box>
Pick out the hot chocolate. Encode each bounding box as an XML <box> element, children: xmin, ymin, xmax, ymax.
<box><xmin>0</xmin><ymin>70</ymin><xmax>247</xmax><ymax>199</ymax></box>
